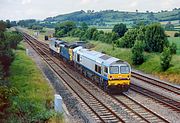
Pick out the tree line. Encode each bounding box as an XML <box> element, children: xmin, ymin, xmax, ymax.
<box><xmin>54</xmin><ymin>21</ymin><xmax>177</xmax><ymax>71</ymax></box>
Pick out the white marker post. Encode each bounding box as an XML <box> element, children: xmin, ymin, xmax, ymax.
<box><xmin>54</xmin><ymin>94</ymin><xmax>63</xmax><ymax>113</ymax></box>
<box><xmin>26</xmin><ymin>49</ymin><xmax>29</xmax><ymax>55</ymax></box>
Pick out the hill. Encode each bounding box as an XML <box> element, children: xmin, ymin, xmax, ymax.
<box><xmin>44</xmin><ymin>9</ymin><xmax>180</xmax><ymax>27</ymax></box>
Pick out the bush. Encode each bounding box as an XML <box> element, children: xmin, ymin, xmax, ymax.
<box><xmin>170</xmin><ymin>42</ymin><xmax>177</xmax><ymax>54</ymax></box>
<box><xmin>85</xmin><ymin>27</ymin><xmax>97</xmax><ymax>40</ymax></box>
<box><xmin>132</xmin><ymin>40</ymin><xmax>144</xmax><ymax>65</ymax></box>
<box><xmin>117</xmin><ymin>29</ymin><xmax>138</xmax><ymax>48</ymax></box>
<box><xmin>160</xmin><ymin>47</ymin><xmax>172</xmax><ymax>71</ymax></box>
<box><xmin>9</xmin><ymin>99</ymin><xmax>54</xmax><ymax>122</ymax></box>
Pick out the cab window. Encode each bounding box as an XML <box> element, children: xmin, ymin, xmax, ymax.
<box><xmin>120</xmin><ymin>66</ymin><xmax>130</xmax><ymax>74</ymax></box>
<box><xmin>77</xmin><ymin>54</ymin><xmax>80</xmax><ymax>62</ymax></box>
<box><xmin>104</xmin><ymin>67</ymin><xmax>108</xmax><ymax>73</ymax></box>
<box><xmin>95</xmin><ymin>65</ymin><xmax>101</xmax><ymax>74</ymax></box>
<box><xmin>110</xmin><ymin>66</ymin><xmax>119</xmax><ymax>74</ymax></box>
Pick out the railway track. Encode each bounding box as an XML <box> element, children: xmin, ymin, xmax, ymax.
<box><xmin>130</xmin><ymin>83</ymin><xmax>180</xmax><ymax>113</ymax></box>
<box><xmin>23</xmin><ymin>33</ymin><xmax>125</xmax><ymax>123</ymax></box>
<box><xmin>132</xmin><ymin>71</ymin><xmax>180</xmax><ymax>95</ymax></box>
<box><xmin>22</xmin><ymin>32</ymin><xmax>170</xmax><ymax>123</ymax></box>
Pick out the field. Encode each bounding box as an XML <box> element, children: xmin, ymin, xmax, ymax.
<box><xmin>97</xmin><ymin>28</ymin><xmax>112</xmax><ymax>33</ymax></box>
<box><xmin>160</xmin><ymin>20</ymin><xmax>179</xmax><ymax>25</ymax></box>
<box><xmin>165</xmin><ymin>31</ymin><xmax>179</xmax><ymax>37</ymax></box>
<box><xmin>168</xmin><ymin>37</ymin><xmax>180</xmax><ymax>54</ymax></box>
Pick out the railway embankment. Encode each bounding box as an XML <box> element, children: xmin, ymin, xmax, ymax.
<box><xmin>8</xmin><ymin>43</ymin><xmax>57</xmax><ymax>122</ymax></box>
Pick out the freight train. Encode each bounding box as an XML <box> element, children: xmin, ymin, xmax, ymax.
<box><xmin>49</xmin><ymin>39</ymin><xmax>131</xmax><ymax>92</ymax></box>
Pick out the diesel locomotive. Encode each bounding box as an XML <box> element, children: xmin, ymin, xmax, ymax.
<box><xmin>49</xmin><ymin>39</ymin><xmax>131</xmax><ymax>92</ymax></box>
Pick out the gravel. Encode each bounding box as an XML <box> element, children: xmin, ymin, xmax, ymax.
<box><xmin>126</xmin><ymin>89</ymin><xmax>180</xmax><ymax>123</ymax></box>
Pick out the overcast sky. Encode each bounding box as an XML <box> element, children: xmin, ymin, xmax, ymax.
<box><xmin>0</xmin><ymin>0</ymin><xmax>180</xmax><ymax>21</ymax></box>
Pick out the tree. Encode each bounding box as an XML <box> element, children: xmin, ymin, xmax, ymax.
<box><xmin>55</xmin><ymin>21</ymin><xmax>76</xmax><ymax>37</ymax></box>
<box><xmin>80</xmin><ymin>22</ymin><xmax>88</xmax><ymax>31</ymax></box>
<box><xmin>132</xmin><ymin>40</ymin><xmax>144</xmax><ymax>65</ymax></box>
<box><xmin>0</xmin><ymin>21</ymin><xmax>6</xmax><ymax>32</ymax></box>
<box><xmin>6</xmin><ymin>20</ymin><xmax>11</xmax><ymax>28</ymax></box>
<box><xmin>85</xmin><ymin>27</ymin><xmax>97</xmax><ymax>40</ymax></box>
<box><xmin>144</xmin><ymin>23</ymin><xmax>168</xmax><ymax>52</ymax></box>
<box><xmin>160</xmin><ymin>47</ymin><xmax>172</xmax><ymax>71</ymax></box>
<box><xmin>112</xmin><ymin>23</ymin><xmax>128</xmax><ymax>37</ymax></box>
<box><xmin>116</xmin><ymin>29</ymin><xmax>138</xmax><ymax>48</ymax></box>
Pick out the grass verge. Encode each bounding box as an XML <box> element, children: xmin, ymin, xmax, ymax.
<box><xmin>8</xmin><ymin>42</ymin><xmax>56</xmax><ymax>122</ymax></box>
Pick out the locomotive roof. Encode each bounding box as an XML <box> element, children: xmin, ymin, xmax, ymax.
<box><xmin>77</xmin><ymin>48</ymin><xmax>125</xmax><ymax>66</ymax></box>
<box><xmin>63</xmin><ymin>42</ymin><xmax>82</xmax><ymax>49</ymax></box>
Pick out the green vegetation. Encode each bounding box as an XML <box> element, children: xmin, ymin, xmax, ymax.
<box><xmin>144</xmin><ymin>23</ymin><xmax>168</xmax><ymax>52</ymax></box>
<box><xmin>154</xmin><ymin>9</ymin><xmax>180</xmax><ymax>21</ymax></box>
<box><xmin>168</xmin><ymin>37</ymin><xmax>180</xmax><ymax>54</ymax></box>
<box><xmin>55</xmin><ymin>21</ymin><xmax>76</xmax><ymax>37</ymax></box>
<box><xmin>160</xmin><ymin>47</ymin><xmax>172</xmax><ymax>71</ymax></box>
<box><xmin>44</xmin><ymin>9</ymin><xmax>180</xmax><ymax>27</ymax></box>
<box><xmin>112</xmin><ymin>23</ymin><xmax>127</xmax><ymax>37</ymax></box>
<box><xmin>54</xmin><ymin>21</ymin><xmax>174</xmax><ymax>70</ymax></box>
<box><xmin>0</xmin><ymin>20</ymin><xmax>22</xmax><ymax>121</ymax></box>
<box><xmin>132</xmin><ymin>41</ymin><xmax>144</xmax><ymax>65</ymax></box>
<box><xmin>90</xmin><ymin>41</ymin><xmax>180</xmax><ymax>83</ymax></box>
<box><xmin>0</xmin><ymin>21</ymin><xmax>55</xmax><ymax>122</ymax></box>
<box><xmin>117</xmin><ymin>29</ymin><xmax>138</xmax><ymax>48</ymax></box>
<box><xmin>22</xmin><ymin>21</ymin><xmax>180</xmax><ymax>83</ymax></box>
<box><xmin>165</xmin><ymin>21</ymin><xmax>174</xmax><ymax>30</ymax></box>
<box><xmin>55</xmin><ymin>21</ymin><xmax>118</xmax><ymax>44</ymax></box>
<box><xmin>8</xmin><ymin>43</ymin><xmax>54</xmax><ymax>122</ymax></box>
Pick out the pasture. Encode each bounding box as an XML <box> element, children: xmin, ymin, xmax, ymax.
<box><xmin>168</xmin><ymin>37</ymin><xmax>180</xmax><ymax>55</ymax></box>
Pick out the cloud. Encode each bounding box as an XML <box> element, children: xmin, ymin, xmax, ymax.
<box><xmin>81</xmin><ymin>0</ymin><xmax>99</xmax><ymax>4</ymax></box>
<box><xmin>130</xmin><ymin>1</ymin><xmax>138</xmax><ymax>8</ymax></box>
<box><xmin>0</xmin><ymin>0</ymin><xmax>179</xmax><ymax>20</ymax></box>
<box><xmin>81</xmin><ymin>0</ymin><xmax>90</xmax><ymax>4</ymax></box>
<box><xmin>21</xmin><ymin>0</ymin><xmax>31</xmax><ymax>5</ymax></box>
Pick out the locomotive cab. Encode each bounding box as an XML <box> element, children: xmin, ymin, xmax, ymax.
<box><xmin>107</xmin><ymin>63</ymin><xmax>131</xmax><ymax>92</ymax></box>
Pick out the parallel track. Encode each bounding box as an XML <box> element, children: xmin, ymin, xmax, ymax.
<box><xmin>130</xmin><ymin>83</ymin><xmax>180</xmax><ymax>112</ymax></box>
<box><xmin>132</xmin><ymin>71</ymin><xmax>180</xmax><ymax>95</ymax></box>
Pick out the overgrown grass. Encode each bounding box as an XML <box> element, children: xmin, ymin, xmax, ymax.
<box><xmin>8</xmin><ymin>43</ymin><xmax>55</xmax><ymax>122</ymax></box>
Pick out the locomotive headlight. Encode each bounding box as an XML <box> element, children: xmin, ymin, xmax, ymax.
<box><xmin>110</xmin><ymin>76</ymin><xmax>113</xmax><ymax>80</ymax></box>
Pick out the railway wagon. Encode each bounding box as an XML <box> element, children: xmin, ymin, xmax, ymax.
<box><xmin>60</xmin><ymin>43</ymin><xmax>81</xmax><ymax>61</ymax></box>
<box><xmin>73</xmin><ymin>48</ymin><xmax>131</xmax><ymax>92</ymax></box>
<box><xmin>49</xmin><ymin>39</ymin><xmax>65</xmax><ymax>55</ymax></box>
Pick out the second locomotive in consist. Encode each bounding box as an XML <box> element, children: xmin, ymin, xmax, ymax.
<box><xmin>49</xmin><ymin>39</ymin><xmax>131</xmax><ymax>92</ymax></box>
